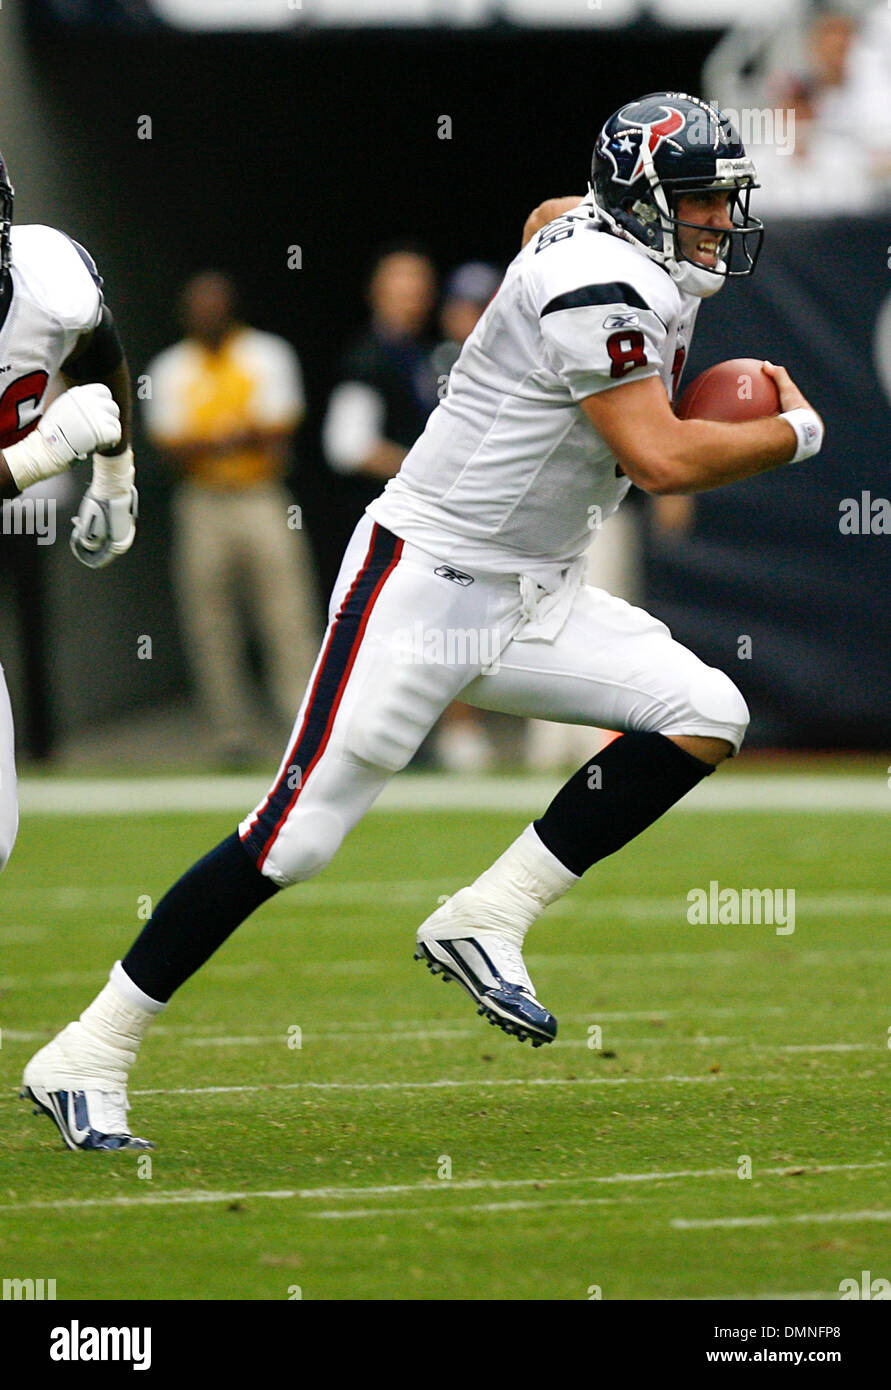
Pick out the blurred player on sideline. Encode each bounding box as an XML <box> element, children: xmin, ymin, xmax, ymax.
<box><xmin>0</xmin><ymin>150</ymin><xmax>134</xmax><ymax>874</ymax></box>
<box><xmin>322</xmin><ymin>245</ymin><xmax>439</xmax><ymax>547</ymax></box>
<box><xmin>145</xmin><ymin>272</ymin><xmax>319</xmax><ymax>765</ymax></box>
<box><xmin>23</xmin><ymin>95</ymin><xmax>824</xmax><ymax>1151</ymax></box>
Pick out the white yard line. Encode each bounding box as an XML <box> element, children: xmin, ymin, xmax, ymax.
<box><xmin>5</xmin><ymin>938</ymin><xmax>891</xmax><ymax>993</ymax></box>
<box><xmin>143</xmin><ymin>1034</ymin><xmax>883</xmax><ymax>1052</ymax></box>
<box><xmin>6</xmin><ymin>881</ymin><xmax>891</xmax><ymax>926</ymax></box>
<box><xmin>15</xmin><ymin>773</ymin><xmax>891</xmax><ymax>817</ymax></box>
<box><xmin>180</xmin><ymin>1032</ymin><xmax>745</xmax><ymax>1049</ymax></box>
<box><xmin>2</xmin><ymin>1160</ymin><xmax>886</xmax><ymax>1215</ymax></box>
<box><xmin>135</xmin><ymin>1007</ymin><xmax>786</xmax><ymax>1033</ymax></box>
<box><xmin>7</xmin><ymin>1075</ymin><xmax>720</xmax><ymax>1102</ymax></box>
<box><xmin>673</xmin><ymin>1210</ymin><xmax>891</xmax><ymax>1231</ymax></box>
<box><xmin>706</xmin><ymin>1290</ymin><xmax>841</xmax><ymax>1302</ymax></box>
<box><xmin>2</xmin><ymin>1160</ymin><xmax>886</xmax><ymax>1216</ymax></box>
<box><xmin>125</xmin><ymin>1006</ymin><xmax>791</xmax><ymax>1030</ymax></box>
<box><xmin>3</xmin><ymin>1028</ymin><xmax>877</xmax><ymax>1054</ymax></box>
<box><xmin>129</xmin><ymin>1074</ymin><xmax>721</xmax><ymax>1097</ymax></box>
<box><xmin>309</xmin><ymin>1197</ymin><xmax>624</xmax><ymax>1219</ymax></box>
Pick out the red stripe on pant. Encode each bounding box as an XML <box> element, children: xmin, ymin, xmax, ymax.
<box><xmin>247</xmin><ymin>524</ymin><xmax>404</xmax><ymax>872</ymax></box>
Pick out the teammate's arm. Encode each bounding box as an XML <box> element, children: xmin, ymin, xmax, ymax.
<box><xmin>61</xmin><ymin>305</ymin><xmax>132</xmax><ymax>450</ymax></box>
<box><xmin>580</xmin><ymin>363</ymin><xmax>823</xmax><ymax>495</ymax></box>
<box><xmin>521</xmin><ymin>197</ymin><xmax>584</xmax><ymax>249</ymax></box>
<box><xmin>0</xmin><ymin>383</ymin><xmax>122</xmax><ymax>500</ymax></box>
<box><xmin>355</xmin><ymin>441</ymin><xmax>407</xmax><ymax>479</ymax></box>
<box><xmin>61</xmin><ymin>305</ymin><xmax>137</xmax><ymax>567</ymax></box>
<box><xmin>323</xmin><ymin>381</ymin><xmax>407</xmax><ymax>481</ymax></box>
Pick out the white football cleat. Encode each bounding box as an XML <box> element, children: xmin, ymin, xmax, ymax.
<box><xmin>21</xmin><ymin>1026</ymin><xmax>152</xmax><ymax>1151</ymax></box>
<box><xmin>415</xmin><ymin>891</ymin><xmax>557</xmax><ymax>1046</ymax></box>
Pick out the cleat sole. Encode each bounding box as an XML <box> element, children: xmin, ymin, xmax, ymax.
<box><xmin>20</xmin><ymin>1084</ymin><xmax>154</xmax><ymax>1152</ymax></box>
<box><xmin>414</xmin><ymin>942</ymin><xmax>555</xmax><ymax>1047</ymax></box>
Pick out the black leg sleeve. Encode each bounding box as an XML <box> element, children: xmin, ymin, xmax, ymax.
<box><xmin>533</xmin><ymin>731</ymin><xmax>714</xmax><ymax>877</ymax></box>
<box><xmin>122</xmin><ymin>832</ymin><xmax>280</xmax><ymax>1003</ymax></box>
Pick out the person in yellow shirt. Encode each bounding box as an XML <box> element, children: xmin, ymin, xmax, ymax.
<box><xmin>145</xmin><ymin>272</ymin><xmax>319</xmax><ymax>764</ymax></box>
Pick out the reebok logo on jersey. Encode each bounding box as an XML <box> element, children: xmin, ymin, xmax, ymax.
<box><xmin>603</xmin><ymin>312</ymin><xmax>639</xmax><ymax>329</ymax></box>
<box><xmin>434</xmin><ymin>565</ymin><xmax>474</xmax><ymax>587</ymax></box>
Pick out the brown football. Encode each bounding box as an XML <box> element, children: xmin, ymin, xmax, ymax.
<box><xmin>675</xmin><ymin>357</ymin><xmax>781</xmax><ymax>422</ymax></box>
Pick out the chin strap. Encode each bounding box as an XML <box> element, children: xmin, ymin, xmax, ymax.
<box><xmin>629</xmin><ymin>142</ymin><xmax>732</xmax><ymax>300</ymax></box>
<box><xmin>669</xmin><ymin>258</ymin><xmax>726</xmax><ymax>299</ymax></box>
<box><xmin>638</xmin><ymin>136</ymin><xmax>676</xmax><ymax>265</ymax></box>
<box><xmin>592</xmin><ymin>183</ymin><xmax>727</xmax><ymax>301</ymax></box>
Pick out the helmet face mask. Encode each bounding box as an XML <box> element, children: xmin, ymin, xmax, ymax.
<box><xmin>591</xmin><ymin>93</ymin><xmax>763</xmax><ymax>296</ymax></box>
<box><xmin>662</xmin><ymin>180</ymin><xmax>762</xmax><ymax>279</ymax></box>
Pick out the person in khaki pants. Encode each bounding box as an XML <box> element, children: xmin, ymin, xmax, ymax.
<box><xmin>145</xmin><ymin>272</ymin><xmax>319</xmax><ymax>764</ymax></box>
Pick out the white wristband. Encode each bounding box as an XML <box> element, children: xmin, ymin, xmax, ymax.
<box><xmin>3</xmin><ymin>429</ymin><xmax>72</xmax><ymax>491</ymax></box>
<box><xmin>91</xmin><ymin>446</ymin><xmax>135</xmax><ymax>500</ymax></box>
<box><xmin>780</xmin><ymin>408</ymin><xmax>823</xmax><ymax>463</ymax></box>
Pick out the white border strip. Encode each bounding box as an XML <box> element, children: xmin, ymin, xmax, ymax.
<box><xmin>16</xmin><ymin>773</ymin><xmax>891</xmax><ymax>817</ymax></box>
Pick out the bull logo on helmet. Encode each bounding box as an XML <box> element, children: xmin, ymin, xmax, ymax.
<box><xmin>603</xmin><ymin>104</ymin><xmax>686</xmax><ymax>186</ymax></box>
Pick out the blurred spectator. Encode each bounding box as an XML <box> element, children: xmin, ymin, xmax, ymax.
<box><xmin>322</xmin><ymin>245</ymin><xmax>439</xmax><ymax>533</ymax></box>
<box><xmin>751</xmin><ymin>8</ymin><xmax>891</xmax><ymax>214</ymax></box>
<box><xmin>430</xmin><ymin>260</ymin><xmax>502</xmax><ymax>387</ymax></box>
<box><xmin>430</xmin><ymin>261</ymin><xmax>503</xmax><ymax>773</ymax></box>
<box><xmin>145</xmin><ymin>271</ymin><xmax>320</xmax><ymax>765</ymax></box>
<box><xmin>834</xmin><ymin>3</ymin><xmax>891</xmax><ymax>196</ymax></box>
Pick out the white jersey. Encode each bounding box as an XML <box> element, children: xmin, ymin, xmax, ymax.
<box><xmin>0</xmin><ymin>225</ymin><xmax>103</xmax><ymax>872</ymax></box>
<box><xmin>369</xmin><ymin>201</ymin><xmax>700</xmax><ymax>580</ymax></box>
<box><xmin>0</xmin><ymin>224</ymin><xmax>104</xmax><ymax>450</ymax></box>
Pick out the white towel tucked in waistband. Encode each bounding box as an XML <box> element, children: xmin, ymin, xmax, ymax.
<box><xmin>513</xmin><ymin>554</ymin><xmax>587</xmax><ymax>644</ymax></box>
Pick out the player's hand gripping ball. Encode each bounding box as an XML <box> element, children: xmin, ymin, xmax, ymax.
<box><xmin>675</xmin><ymin>358</ymin><xmax>781</xmax><ymax>423</ymax></box>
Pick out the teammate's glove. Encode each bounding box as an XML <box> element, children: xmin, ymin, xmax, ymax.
<box><xmin>70</xmin><ymin>446</ymin><xmax>138</xmax><ymax>569</ymax></box>
<box><xmin>3</xmin><ymin>384</ymin><xmax>122</xmax><ymax>492</ymax></box>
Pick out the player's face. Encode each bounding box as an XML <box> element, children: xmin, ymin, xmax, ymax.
<box><xmin>441</xmin><ymin>297</ymin><xmax>484</xmax><ymax>345</ymax></box>
<box><xmin>370</xmin><ymin>253</ymin><xmax>436</xmax><ymax>336</ymax></box>
<box><xmin>673</xmin><ymin>192</ymin><xmax>734</xmax><ymax>270</ymax></box>
<box><xmin>182</xmin><ymin>273</ymin><xmax>236</xmax><ymax>342</ymax></box>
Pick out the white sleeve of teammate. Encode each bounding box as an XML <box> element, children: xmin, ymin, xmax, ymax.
<box><xmin>46</xmin><ymin>230</ymin><xmax>105</xmax><ymax>357</ymax></box>
<box><xmin>245</xmin><ymin>333</ymin><xmax>305</xmax><ymax>429</ymax></box>
<box><xmin>322</xmin><ymin>382</ymin><xmax>385</xmax><ymax>474</ymax></box>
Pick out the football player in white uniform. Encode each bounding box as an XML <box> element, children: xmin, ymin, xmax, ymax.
<box><xmin>0</xmin><ymin>151</ymin><xmax>136</xmax><ymax>874</ymax></box>
<box><xmin>22</xmin><ymin>94</ymin><xmax>824</xmax><ymax>1151</ymax></box>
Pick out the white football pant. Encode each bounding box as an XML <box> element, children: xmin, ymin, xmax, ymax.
<box><xmin>240</xmin><ymin>514</ymin><xmax>748</xmax><ymax>886</ymax></box>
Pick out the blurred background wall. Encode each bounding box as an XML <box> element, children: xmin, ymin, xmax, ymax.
<box><xmin>1</xmin><ymin>0</ymin><xmax>889</xmax><ymax>751</ymax></box>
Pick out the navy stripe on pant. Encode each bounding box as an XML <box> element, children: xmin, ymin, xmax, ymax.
<box><xmin>242</xmin><ymin>523</ymin><xmax>403</xmax><ymax>866</ymax></box>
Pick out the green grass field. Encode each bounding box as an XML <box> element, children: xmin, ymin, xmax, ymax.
<box><xmin>2</xmin><ymin>772</ymin><xmax>889</xmax><ymax>1301</ymax></box>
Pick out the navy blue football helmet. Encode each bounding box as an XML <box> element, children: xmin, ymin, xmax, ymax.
<box><xmin>0</xmin><ymin>152</ymin><xmax>13</xmax><ymax>288</ymax></box>
<box><xmin>591</xmin><ymin>92</ymin><xmax>763</xmax><ymax>295</ymax></box>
